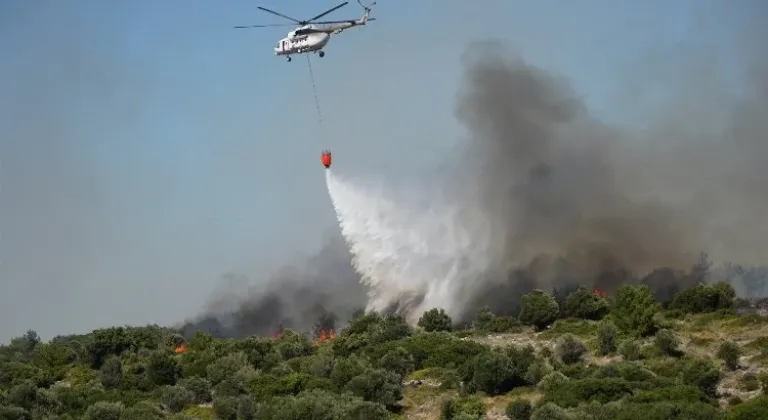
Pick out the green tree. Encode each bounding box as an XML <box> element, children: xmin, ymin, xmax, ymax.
<box><xmin>596</xmin><ymin>320</ymin><xmax>618</xmax><ymax>356</ymax></box>
<box><xmin>619</xmin><ymin>340</ymin><xmax>641</xmax><ymax>361</ymax></box>
<box><xmin>612</xmin><ymin>285</ymin><xmax>659</xmax><ymax>336</ymax></box>
<box><xmin>213</xmin><ymin>396</ymin><xmax>238</xmax><ymax>420</ymax></box>
<box><xmin>98</xmin><ymin>355</ymin><xmax>123</xmax><ymax>388</ymax></box>
<box><xmin>344</xmin><ymin>369</ymin><xmax>402</xmax><ymax>407</ymax></box>
<box><xmin>564</xmin><ymin>287</ymin><xmax>609</xmax><ymax>320</ymax></box>
<box><xmin>379</xmin><ymin>347</ymin><xmax>415</xmax><ymax>381</ymax></box>
<box><xmin>147</xmin><ymin>351</ymin><xmax>180</xmax><ymax>386</ymax></box>
<box><xmin>418</xmin><ymin>308</ymin><xmax>453</xmax><ymax>332</ymax></box>
<box><xmin>473</xmin><ymin>306</ymin><xmax>495</xmax><ymax>331</ymax></box>
<box><xmin>177</xmin><ymin>375</ymin><xmax>212</xmax><ymax>403</ymax></box>
<box><xmin>83</xmin><ymin>401</ymin><xmax>124</xmax><ymax>420</ymax></box>
<box><xmin>555</xmin><ymin>334</ymin><xmax>587</xmax><ymax>364</ymax></box>
<box><xmin>654</xmin><ymin>329</ymin><xmax>681</xmax><ymax>357</ymax></box>
<box><xmin>717</xmin><ymin>341</ymin><xmax>741</xmax><ymax>371</ymax></box>
<box><xmin>160</xmin><ymin>385</ymin><xmax>194</xmax><ymax>413</ymax></box>
<box><xmin>206</xmin><ymin>351</ymin><xmax>250</xmax><ymax>386</ymax></box>
<box><xmin>519</xmin><ymin>290</ymin><xmax>559</xmax><ymax>330</ymax></box>
<box><xmin>506</xmin><ymin>399</ymin><xmax>532</xmax><ymax>420</ymax></box>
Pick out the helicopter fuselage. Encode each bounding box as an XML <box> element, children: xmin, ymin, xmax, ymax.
<box><xmin>274</xmin><ymin>32</ymin><xmax>330</xmax><ymax>56</ymax></box>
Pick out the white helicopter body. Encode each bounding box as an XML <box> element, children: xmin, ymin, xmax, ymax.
<box><xmin>235</xmin><ymin>1</ymin><xmax>376</xmax><ymax>62</ymax></box>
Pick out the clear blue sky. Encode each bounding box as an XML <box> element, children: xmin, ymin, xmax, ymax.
<box><xmin>0</xmin><ymin>0</ymin><xmax>751</xmax><ymax>340</ymax></box>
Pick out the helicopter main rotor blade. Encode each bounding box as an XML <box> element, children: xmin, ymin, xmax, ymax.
<box><xmin>306</xmin><ymin>2</ymin><xmax>348</xmax><ymax>23</ymax></box>
<box><xmin>256</xmin><ymin>6</ymin><xmax>301</xmax><ymax>23</ymax></box>
<box><xmin>233</xmin><ymin>23</ymin><xmax>297</xmax><ymax>28</ymax></box>
<box><xmin>310</xmin><ymin>18</ymin><xmax>376</xmax><ymax>24</ymax></box>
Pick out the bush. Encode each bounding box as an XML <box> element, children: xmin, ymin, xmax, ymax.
<box><xmin>612</xmin><ymin>285</ymin><xmax>659</xmax><ymax>336</ymax></box>
<box><xmin>531</xmin><ymin>403</ymin><xmax>571</xmax><ymax>420</ymax></box>
<box><xmin>620</xmin><ymin>340</ymin><xmax>642</xmax><ymax>361</ymax></box>
<box><xmin>83</xmin><ymin>401</ymin><xmax>124</xmax><ymax>420</ymax></box>
<box><xmin>555</xmin><ymin>334</ymin><xmax>587</xmax><ymax>365</ymax></box>
<box><xmin>160</xmin><ymin>385</ymin><xmax>194</xmax><ymax>413</ymax></box>
<box><xmin>505</xmin><ymin>399</ymin><xmax>532</xmax><ymax>420</ymax></box>
<box><xmin>717</xmin><ymin>341</ymin><xmax>741</xmax><ymax>370</ymax></box>
<box><xmin>596</xmin><ymin>320</ymin><xmax>618</xmax><ymax>356</ymax></box>
<box><xmin>519</xmin><ymin>290</ymin><xmax>559</xmax><ymax>330</ymax></box>
<box><xmin>379</xmin><ymin>347</ymin><xmax>415</xmax><ymax>381</ymax></box>
<box><xmin>759</xmin><ymin>372</ymin><xmax>768</xmax><ymax>394</ymax></box>
<box><xmin>98</xmin><ymin>356</ymin><xmax>123</xmax><ymax>389</ymax></box>
<box><xmin>176</xmin><ymin>375</ymin><xmax>212</xmax><ymax>403</ymax></box>
<box><xmin>564</xmin><ymin>287</ymin><xmax>609</xmax><ymax>320</ymax></box>
<box><xmin>538</xmin><ymin>372</ymin><xmax>568</xmax><ymax>392</ymax></box>
<box><xmin>671</xmin><ymin>283</ymin><xmax>735</xmax><ymax>314</ymax></box>
<box><xmin>418</xmin><ymin>308</ymin><xmax>453</xmax><ymax>332</ymax></box>
<box><xmin>213</xmin><ymin>396</ymin><xmax>238</xmax><ymax>420</ymax></box>
<box><xmin>726</xmin><ymin>395</ymin><xmax>768</xmax><ymax>420</ymax></box>
<box><xmin>654</xmin><ymin>329</ymin><xmax>681</xmax><ymax>356</ymax></box>
<box><xmin>539</xmin><ymin>377</ymin><xmax>639</xmax><ymax>408</ymax></box>
<box><xmin>470</xmin><ymin>350</ymin><xmax>516</xmax><ymax>395</ymax></box>
<box><xmin>344</xmin><ymin>369</ymin><xmax>402</xmax><ymax>407</ymax></box>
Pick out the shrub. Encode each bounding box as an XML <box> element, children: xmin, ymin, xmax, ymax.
<box><xmin>564</xmin><ymin>287</ymin><xmax>609</xmax><ymax>320</ymax></box>
<box><xmin>726</xmin><ymin>395</ymin><xmax>768</xmax><ymax>420</ymax></box>
<box><xmin>717</xmin><ymin>341</ymin><xmax>741</xmax><ymax>370</ymax></box>
<box><xmin>681</xmin><ymin>358</ymin><xmax>722</xmax><ymax>398</ymax></box>
<box><xmin>418</xmin><ymin>308</ymin><xmax>453</xmax><ymax>332</ymax></box>
<box><xmin>206</xmin><ymin>351</ymin><xmax>250</xmax><ymax>386</ymax></box>
<box><xmin>505</xmin><ymin>399</ymin><xmax>532</xmax><ymax>420</ymax></box>
<box><xmin>176</xmin><ymin>375</ymin><xmax>212</xmax><ymax>403</ymax></box>
<box><xmin>213</xmin><ymin>396</ymin><xmax>238</xmax><ymax>420</ymax></box>
<box><xmin>539</xmin><ymin>377</ymin><xmax>639</xmax><ymax>408</ymax></box>
<box><xmin>531</xmin><ymin>403</ymin><xmax>571</xmax><ymax>420</ymax></box>
<box><xmin>612</xmin><ymin>285</ymin><xmax>659</xmax><ymax>336</ymax></box>
<box><xmin>670</xmin><ymin>283</ymin><xmax>735</xmax><ymax>314</ymax></box>
<box><xmin>555</xmin><ymin>334</ymin><xmax>587</xmax><ymax>365</ymax></box>
<box><xmin>596</xmin><ymin>320</ymin><xmax>618</xmax><ymax>356</ymax></box>
<box><xmin>83</xmin><ymin>401</ymin><xmax>124</xmax><ymax>420</ymax></box>
<box><xmin>146</xmin><ymin>352</ymin><xmax>180</xmax><ymax>386</ymax></box>
<box><xmin>379</xmin><ymin>347</ymin><xmax>415</xmax><ymax>381</ymax></box>
<box><xmin>519</xmin><ymin>290</ymin><xmax>559</xmax><ymax>330</ymax></box>
<box><xmin>344</xmin><ymin>369</ymin><xmax>402</xmax><ymax>407</ymax></box>
<box><xmin>759</xmin><ymin>372</ymin><xmax>768</xmax><ymax>394</ymax></box>
<box><xmin>160</xmin><ymin>385</ymin><xmax>194</xmax><ymax>413</ymax></box>
<box><xmin>620</xmin><ymin>340</ymin><xmax>641</xmax><ymax>361</ymax></box>
<box><xmin>654</xmin><ymin>329</ymin><xmax>681</xmax><ymax>356</ymax></box>
<box><xmin>740</xmin><ymin>372</ymin><xmax>759</xmax><ymax>391</ymax></box>
<box><xmin>524</xmin><ymin>360</ymin><xmax>551</xmax><ymax>385</ymax></box>
<box><xmin>470</xmin><ymin>350</ymin><xmax>516</xmax><ymax>395</ymax></box>
<box><xmin>98</xmin><ymin>355</ymin><xmax>123</xmax><ymax>389</ymax></box>
<box><xmin>538</xmin><ymin>371</ymin><xmax>568</xmax><ymax>392</ymax></box>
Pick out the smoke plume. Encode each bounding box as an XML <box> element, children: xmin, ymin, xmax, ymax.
<box><xmin>322</xmin><ymin>35</ymin><xmax>768</xmax><ymax>322</ymax></box>
<box><xmin>185</xmin><ymin>9</ymin><xmax>768</xmax><ymax>334</ymax></box>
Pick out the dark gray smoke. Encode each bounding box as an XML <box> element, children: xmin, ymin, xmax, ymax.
<box><xmin>177</xmin><ymin>233</ymin><xmax>367</xmax><ymax>338</ymax></box>
<box><xmin>182</xmin><ymin>7</ymin><xmax>768</xmax><ymax>334</ymax></box>
<box><xmin>451</xmin><ymin>33</ymin><xmax>768</xmax><ymax>315</ymax></box>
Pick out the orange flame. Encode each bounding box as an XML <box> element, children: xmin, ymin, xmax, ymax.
<box><xmin>174</xmin><ymin>343</ymin><xmax>187</xmax><ymax>354</ymax></box>
<box><xmin>593</xmin><ymin>288</ymin><xmax>607</xmax><ymax>298</ymax></box>
<box><xmin>314</xmin><ymin>329</ymin><xmax>336</xmax><ymax>344</ymax></box>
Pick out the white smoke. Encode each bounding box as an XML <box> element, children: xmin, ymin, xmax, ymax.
<box><xmin>324</xmin><ymin>169</ymin><xmax>500</xmax><ymax>323</ymax></box>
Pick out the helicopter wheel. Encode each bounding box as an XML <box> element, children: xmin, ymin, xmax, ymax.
<box><xmin>318</xmin><ymin>51</ymin><xmax>325</xmax><ymax>58</ymax></box>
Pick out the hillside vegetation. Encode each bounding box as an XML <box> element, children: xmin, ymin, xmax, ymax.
<box><xmin>2</xmin><ymin>282</ymin><xmax>768</xmax><ymax>420</ymax></box>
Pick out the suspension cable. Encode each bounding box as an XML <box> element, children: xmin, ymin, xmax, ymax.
<box><xmin>305</xmin><ymin>54</ymin><xmax>323</xmax><ymax>126</ymax></box>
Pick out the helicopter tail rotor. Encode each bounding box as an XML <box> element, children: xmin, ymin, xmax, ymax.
<box><xmin>357</xmin><ymin>0</ymin><xmax>376</xmax><ymax>13</ymax></box>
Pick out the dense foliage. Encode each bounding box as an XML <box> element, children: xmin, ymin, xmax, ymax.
<box><xmin>1</xmin><ymin>281</ymin><xmax>767</xmax><ymax>420</ymax></box>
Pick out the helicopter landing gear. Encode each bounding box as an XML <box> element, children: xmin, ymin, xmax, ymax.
<box><xmin>286</xmin><ymin>56</ymin><xmax>292</xmax><ymax>62</ymax></box>
<box><xmin>318</xmin><ymin>51</ymin><xmax>325</xmax><ymax>58</ymax></box>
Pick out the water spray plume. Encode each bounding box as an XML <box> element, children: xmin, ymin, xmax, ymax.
<box><xmin>325</xmin><ymin>169</ymin><xmax>499</xmax><ymax>322</ymax></box>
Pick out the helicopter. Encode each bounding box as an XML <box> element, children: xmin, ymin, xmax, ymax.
<box><xmin>234</xmin><ymin>0</ymin><xmax>377</xmax><ymax>62</ymax></box>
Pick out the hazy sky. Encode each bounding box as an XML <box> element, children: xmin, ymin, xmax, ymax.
<box><xmin>0</xmin><ymin>0</ymin><xmax>750</xmax><ymax>341</ymax></box>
